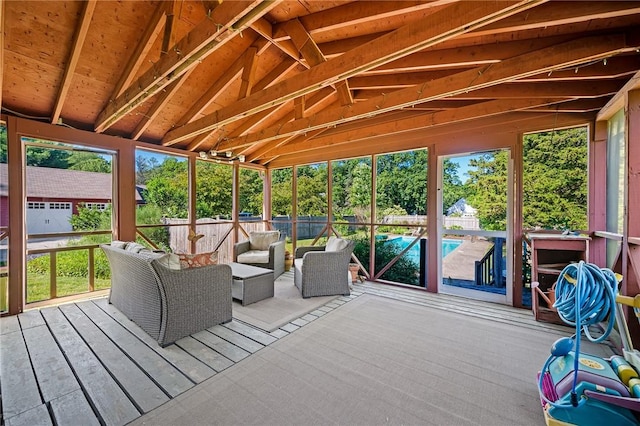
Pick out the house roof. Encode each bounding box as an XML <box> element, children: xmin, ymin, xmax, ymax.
<box><xmin>0</xmin><ymin>163</ymin><xmax>142</xmax><ymax>201</ymax></box>
<box><xmin>2</xmin><ymin>1</ymin><xmax>640</xmax><ymax>168</ymax></box>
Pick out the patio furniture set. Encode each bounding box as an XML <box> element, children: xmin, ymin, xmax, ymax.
<box><xmin>101</xmin><ymin>232</ymin><xmax>355</xmax><ymax>346</ymax></box>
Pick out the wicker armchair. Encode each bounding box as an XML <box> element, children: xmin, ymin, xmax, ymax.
<box><xmin>234</xmin><ymin>231</ymin><xmax>285</xmax><ymax>278</ymax></box>
<box><xmin>101</xmin><ymin>244</ymin><xmax>232</xmax><ymax>347</ymax></box>
<box><xmin>294</xmin><ymin>237</ymin><xmax>355</xmax><ymax>298</ymax></box>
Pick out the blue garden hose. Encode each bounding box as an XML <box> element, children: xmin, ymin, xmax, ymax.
<box><xmin>538</xmin><ymin>261</ymin><xmax>619</xmax><ymax>408</ymax></box>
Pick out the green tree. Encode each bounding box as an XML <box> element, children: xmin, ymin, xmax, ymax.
<box><xmin>523</xmin><ymin>128</ymin><xmax>587</xmax><ymax>230</ymax></box>
<box><xmin>376</xmin><ymin>150</ymin><xmax>427</xmax><ymax>215</ymax></box>
<box><xmin>195</xmin><ymin>161</ymin><xmax>232</xmax><ymax>218</ymax></box>
<box><xmin>442</xmin><ymin>159</ymin><xmax>466</xmax><ymax>214</ymax></box>
<box><xmin>0</xmin><ymin>124</ymin><xmax>7</xmax><ymax>163</ymax></box>
<box><xmin>466</xmin><ymin>151</ymin><xmax>508</xmax><ymax>231</ymax></box>
<box><xmin>271</xmin><ymin>168</ymin><xmax>293</xmax><ymax>216</ymax></box>
<box><xmin>144</xmin><ymin>157</ymin><xmax>188</xmax><ymax>218</ymax></box>
<box><xmin>68</xmin><ymin>152</ymin><xmax>111</xmax><ymax>173</ymax></box>
<box><xmin>297</xmin><ymin>164</ymin><xmax>327</xmax><ymax>216</ymax></box>
<box><xmin>25</xmin><ymin>144</ymin><xmax>70</xmax><ymax>168</ymax></box>
<box><xmin>239</xmin><ymin>168</ymin><xmax>263</xmax><ymax>215</ymax></box>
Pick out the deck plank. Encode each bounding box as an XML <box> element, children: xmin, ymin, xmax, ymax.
<box><xmin>94</xmin><ymin>298</ymin><xmax>216</xmax><ymax>383</ymax></box>
<box><xmin>17</xmin><ymin>310</ymin><xmax>46</xmax><ymax>329</ymax></box>
<box><xmin>0</xmin><ymin>315</ymin><xmax>20</xmax><ymax>335</ymax></box>
<box><xmin>58</xmin><ymin>303</ymin><xmax>170</xmax><ymax>413</ymax></box>
<box><xmin>208</xmin><ymin>324</ymin><xmax>265</xmax><ymax>353</ymax></box>
<box><xmin>0</xmin><ymin>330</ymin><xmax>42</xmax><ymax>420</ymax></box>
<box><xmin>223</xmin><ymin>320</ymin><xmax>278</xmax><ymax>346</ymax></box>
<box><xmin>22</xmin><ymin>324</ymin><xmax>80</xmax><ymax>402</ymax></box>
<box><xmin>191</xmin><ymin>329</ymin><xmax>251</xmax><ymax>362</ymax></box>
<box><xmin>174</xmin><ymin>336</ymin><xmax>234</xmax><ymax>372</ymax></box>
<box><xmin>4</xmin><ymin>404</ymin><xmax>52</xmax><ymax>426</ymax></box>
<box><xmin>75</xmin><ymin>301</ymin><xmax>194</xmax><ymax>398</ymax></box>
<box><xmin>40</xmin><ymin>307</ymin><xmax>140</xmax><ymax>426</ymax></box>
<box><xmin>49</xmin><ymin>389</ymin><xmax>100</xmax><ymax>426</ymax></box>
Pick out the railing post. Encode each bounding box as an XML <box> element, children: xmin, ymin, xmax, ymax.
<box><xmin>50</xmin><ymin>252</ymin><xmax>57</xmax><ymax>299</ymax></box>
<box><xmin>88</xmin><ymin>247</ymin><xmax>95</xmax><ymax>292</ymax></box>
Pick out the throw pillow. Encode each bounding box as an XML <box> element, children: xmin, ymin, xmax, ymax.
<box><xmin>248</xmin><ymin>231</ymin><xmax>280</xmax><ymax>251</ymax></box>
<box><xmin>110</xmin><ymin>240</ymin><xmax>128</xmax><ymax>249</ymax></box>
<box><xmin>178</xmin><ymin>251</ymin><xmax>218</xmax><ymax>269</ymax></box>
<box><xmin>156</xmin><ymin>253</ymin><xmax>181</xmax><ymax>270</ymax></box>
<box><xmin>326</xmin><ymin>236</ymin><xmax>349</xmax><ymax>252</ymax></box>
<box><xmin>125</xmin><ymin>242</ymin><xmax>147</xmax><ymax>253</ymax></box>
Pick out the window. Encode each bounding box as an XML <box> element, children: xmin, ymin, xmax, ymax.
<box><xmin>49</xmin><ymin>202</ymin><xmax>71</xmax><ymax>209</ymax></box>
<box><xmin>27</xmin><ymin>202</ymin><xmax>46</xmax><ymax>209</ymax></box>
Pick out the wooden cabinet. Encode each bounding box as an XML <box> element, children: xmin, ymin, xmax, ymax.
<box><xmin>528</xmin><ymin>233</ymin><xmax>590</xmax><ymax>324</ymax></box>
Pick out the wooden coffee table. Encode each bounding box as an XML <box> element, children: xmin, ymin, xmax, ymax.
<box><xmin>229</xmin><ymin>263</ymin><xmax>274</xmax><ymax>306</ymax></box>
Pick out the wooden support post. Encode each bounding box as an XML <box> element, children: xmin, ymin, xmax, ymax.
<box><xmin>589</xmin><ymin>120</ymin><xmax>608</xmax><ymax>266</ymax></box>
<box><xmin>426</xmin><ymin>146</ymin><xmax>439</xmax><ymax>293</ymax></box>
<box><xmin>6</xmin><ymin>116</ymin><xmax>24</xmax><ymax>315</ymax></box>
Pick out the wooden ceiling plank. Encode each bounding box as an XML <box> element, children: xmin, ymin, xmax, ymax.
<box><xmin>218</xmin><ymin>33</ymin><xmax>635</xmax><ymax>149</ymax></box>
<box><xmin>266</xmin><ymin>98</ymin><xmax>568</xmax><ymax>156</ymax></box>
<box><xmin>51</xmin><ymin>0</ymin><xmax>97</xmax><ymax>125</ymax></box>
<box><xmin>284</xmin><ymin>18</ymin><xmax>353</xmax><ymax>106</ymax></box>
<box><xmin>162</xmin><ymin>0</ymin><xmax>545</xmax><ymax>144</ymax></box>
<box><xmin>111</xmin><ymin>3</ymin><xmax>166</xmax><ymax>100</ymax></box>
<box><xmin>131</xmin><ymin>68</ymin><xmax>195</xmax><ymax>141</ymax></box>
<box><xmin>252</xmin><ymin>57</ymin><xmax>299</xmax><ymax>92</ymax></box>
<box><xmin>95</xmin><ymin>0</ymin><xmax>272</xmax><ymax>133</ymax></box>
<box><xmin>259</xmin><ymin>128</ymin><xmax>329</xmax><ymax>165</ymax></box>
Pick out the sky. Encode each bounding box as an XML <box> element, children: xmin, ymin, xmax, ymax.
<box><xmin>449</xmin><ymin>154</ymin><xmax>473</xmax><ymax>182</ymax></box>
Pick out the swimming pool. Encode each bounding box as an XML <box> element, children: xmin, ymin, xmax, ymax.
<box><xmin>384</xmin><ymin>236</ymin><xmax>462</xmax><ymax>264</ymax></box>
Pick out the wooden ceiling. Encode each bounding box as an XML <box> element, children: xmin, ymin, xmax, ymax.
<box><xmin>2</xmin><ymin>1</ymin><xmax>640</xmax><ymax>167</ymax></box>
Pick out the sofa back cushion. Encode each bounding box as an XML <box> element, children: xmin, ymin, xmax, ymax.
<box><xmin>177</xmin><ymin>251</ymin><xmax>218</xmax><ymax>269</ymax></box>
<box><xmin>156</xmin><ymin>253</ymin><xmax>182</xmax><ymax>270</ymax></box>
<box><xmin>249</xmin><ymin>231</ymin><xmax>280</xmax><ymax>251</ymax></box>
<box><xmin>326</xmin><ymin>236</ymin><xmax>349</xmax><ymax>252</ymax></box>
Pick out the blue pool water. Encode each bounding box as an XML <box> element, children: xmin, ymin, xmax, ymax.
<box><xmin>385</xmin><ymin>236</ymin><xmax>462</xmax><ymax>264</ymax></box>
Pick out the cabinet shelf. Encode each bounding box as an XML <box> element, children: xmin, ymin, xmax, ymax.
<box><xmin>527</xmin><ymin>234</ymin><xmax>589</xmax><ymax>325</ymax></box>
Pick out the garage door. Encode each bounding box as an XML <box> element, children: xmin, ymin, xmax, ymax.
<box><xmin>26</xmin><ymin>202</ymin><xmax>73</xmax><ymax>236</ymax></box>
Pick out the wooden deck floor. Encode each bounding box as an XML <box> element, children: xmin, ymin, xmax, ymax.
<box><xmin>0</xmin><ymin>280</ymin><xmax>612</xmax><ymax>426</ymax></box>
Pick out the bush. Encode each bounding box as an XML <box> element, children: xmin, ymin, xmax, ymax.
<box><xmin>352</xmin><ymin>235</ymin><xmax>420</xmax><ymax>286</ymax></box>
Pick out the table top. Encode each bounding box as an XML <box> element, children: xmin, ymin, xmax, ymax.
<box><xmin>229</xmin><ymin>262</ymin><xmax>273</xmax><ymax>279</ymax></box>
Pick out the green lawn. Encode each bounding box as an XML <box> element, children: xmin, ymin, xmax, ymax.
<box><xmin>26</xmin><ymin>272</ymin><xmax>110</xmax><ymax>303</ymax></box>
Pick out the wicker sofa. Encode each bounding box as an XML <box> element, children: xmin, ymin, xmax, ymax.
<box><xmin>294</xmin><ymin>237</ymin><xmax>355</xmax><ymax>298</ymax></box>
<box><xmin>101</xmin><ymin>243</ymin><xmax>232</xmax><ymax>347</ymax></box>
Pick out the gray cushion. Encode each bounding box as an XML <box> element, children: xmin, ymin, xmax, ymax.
<box><xmin>249</xmin><ymin>231</ymin><xmax>280</xmax><ymax>251</ymax></box>
<box><xmin>237</xmin><ymin>250</ymin><xmax>270</xmax><ymax>264</ymax></box>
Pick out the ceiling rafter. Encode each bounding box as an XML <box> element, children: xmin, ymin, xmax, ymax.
<box><xmin>238</xmin><ymin>46</ymin><xmax>259</xmax><ymax>100</ymax></box>
<box><xmin>250</xmin><ymin>18</ymin><xmax>301</xmax><ymax>63</ymax></box>
<box><xmin>266</xmin><ymin>112</ymin><xmax>595</xmax><ymax>168</ymax></box>
<box><xmin>161</xmin><ymin>1</ymin><xmax>181</xmax><ymax>54</ymax></box>
<box><xmin>284</xmin><ymin>18</ymin><xmax>353</xmax><ymax>106</ymax></box>
<box><xmin>217</xmin><ymin>33</ymin><xmax>635</xmax><ymax>150</ymax></box>
<box><xmin>162</xmin><ymin>0</ymin><xmax>545</xmax><ymax>145</ymax></box>
<box><xmin>51</xmin><ymin>0</ymin><xmax>97</xmax><ymax>125</ymax></box>
<box><xmin>131</xmin><ymin>68</ymin><xmax>195</xmax><ymax>141</ymax></box>
<box><xmin>185</xmin><ymin>54</ymin><xmax>301</xmax><ymax>152</ymax></box>
<box><xmin>95</xmin><ymin>0</ymin><xmax>273</xmax><ymax>133</ymax></box>
<box><xmin>271</xmin><ymin>0</ymin><xmax>456</xmax><ymax>41</ymax></box>
<box><xmin>111</xmin><ymin>3</ymin><xmax>167</xmax><ymax>100</ymax></box>
<box><xmin>266</xmin><ymin>98</ymin><xmax>571</xmax><ymax>157</ymax></box>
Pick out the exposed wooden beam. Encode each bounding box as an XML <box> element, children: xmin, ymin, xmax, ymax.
<box><xmin>219</xmin><ymin>33</ymin><xmax>635</xmax><ymax>149</ymax></box>
<box><xmin>598</xmin><ymin>70</ymin><xmax>640</xmax><ymax>121</ymax></box>
<box><xmin>266</xmin><ymin>112</ymin><xmax>595</xmax><ymax>168</ymax></box>
<box><xmin>183</xmin><ymin>55</ymin><xmax>299</xmax><ymax>152</ymax></box>
<box><xmin>260</xmin><ymin>128</ymin><xmax>328</xmax><ymax>165</ymax></box>
<box><xmin>162</xmin><ymin>1</ymin><xmax>181</xmax><ymax>54</ymax></box>
<box><xmin>271</xmin><ymin>0</ymin><xmax>456</xmax><ymax>41</ymax></box>
<box><xmin>131</xmin><ymin>68</ymin><xmax>195</xmax><ymax>140</ymax></box>
<box><xmin>238</xmin><ymin>46</ymin><xmax>259</xmax><ymax>100</ymax></box>
<box><xmin>250</xmin><ymin>18</ymin><xmax>300</xmax><ymax>62</ymax></box>
<box><xmin>284</xmin><ymin>18</ymin><xmax>353</xmax><ymax>106</ymax></box>
<box><xmin>162</xmin><ymin>1</ymin><xmax>545</xmax><ymax>145</ymax></box>
<box><xmin>111</xmin><ymin>3</ymin><xmax>166</xmax><ymax>99</ymax></box>
<box><xmin>266</xmin><ymin>98</ymin><xmax>568</xmax><ymax>157</ymax></box>
<box><xmin>51</xmin><ymin>0</ymin><xmax>97</xmax><ymax>125</ymax></box>
<box><xmin>95</xmin><ymin>0</ymin><xmax>272</xmax><ymax>133</ymax></box>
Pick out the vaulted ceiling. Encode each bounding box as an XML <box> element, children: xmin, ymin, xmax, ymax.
<box><xmin>2</xmin><ymin>1</ymin><xmax>640</xmax><ymax>167</ymax></box>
